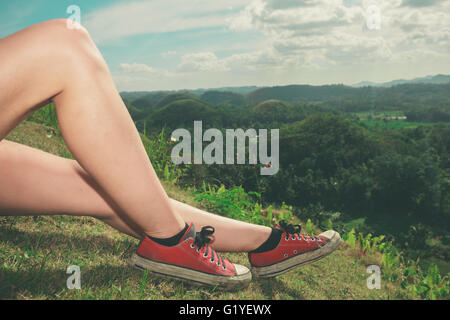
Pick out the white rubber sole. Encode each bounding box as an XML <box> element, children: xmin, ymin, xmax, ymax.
<box><xmin>130</xmin><ymin>253</ymin><xmax>252</xmax><ymax>289</ymax></box>
<box><xmin>251</xmin><ymin>230</ymin><xmax>341</xmax><ymax>278</ymax></box>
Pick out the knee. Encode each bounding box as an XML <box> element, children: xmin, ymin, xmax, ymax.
<box><xmin>38</xmin><ymin>19</ymin><xmax>107</xmax><ymax>72</ymax></box>
<box><xmin>43</xmin><ymin>18</ymin><xmax>90</xmax><ymax>37</ymax></box>
<box><xmin>0</xmin><ymin>141</ymin><xmax>15</xmax><ymax>170</ymax></box>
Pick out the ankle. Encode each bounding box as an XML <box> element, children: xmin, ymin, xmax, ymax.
<box><xmin>144</xmin><ymin>221</ymin><xmax>187</xmax><ymax>240</ymax></box>
<box><xmin>146</xmin><ymin>223</ymin><xmax>189</xmax><ymax>247</ymax></box>
<box><xmin>249</xmin><ymin>227</ymin><xmax>282</xmax><ymax>253</ymax></box>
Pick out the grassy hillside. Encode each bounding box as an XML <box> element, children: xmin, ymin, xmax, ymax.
<box><xmin>144</xmin><ymin>99</ymin><xmax>227</xmax><ymax>133</ymax></box>
<box><xmin>244</xmin><ymin>83</ymin><xmax>450</xmax><ymax>114</ymax></box>
<box><xmin>201</xmin><ymin>91</ymin><xmax>245</xmax><ymax>106</ymax></box>
<box><xmin>251</xmin><ymin>100</ymin><xmax>293</xmax><ymax>123</ymax></box>
<box><xmin>0</xmin><ymin>120</ymin><xmax>433</xmax><ymax>300</ymax></box>
<box><xmin>245</xmin><ymin>84</ymin><xmax>358</xmax><ymax>105</ymax></box>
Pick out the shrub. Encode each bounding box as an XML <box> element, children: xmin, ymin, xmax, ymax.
<box><xmin>192</xmin><ymin>184</ymin><xmax>271</xmax><ymax>226</ymax></box>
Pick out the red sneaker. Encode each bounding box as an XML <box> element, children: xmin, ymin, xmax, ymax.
<box><xmin>248</xmin><ymin>221</ymin><xmax>341</xmax><ymax>278</ymax></box>
<box><xmin>130</xmin><ymin>223</ymin><xmax>252</xmax><ymax>288</ymax></box>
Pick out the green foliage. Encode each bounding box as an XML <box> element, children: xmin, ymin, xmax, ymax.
<box><xmin>144</xmin><ymin>99</ymin><xmax>228</xmax><ymax>134</ymax></box>
<box><xmin>27</xmin><ymin>102</ymin><xmax>59</xmax><ymax>129</ymax></box>
<box><xmin>400</xmin><ymin>224</ymin><xmax>432</xmax><ymax>250</ymax></box>
<box><xmin>305</xmin><ymin>219</ymin><xmax>315</xmax><ymax>236</ymax></box>
<box><xmin>154</xmin><ymin>93</ymin><xmax>201</xmax><ymax>109</ymax></box>
<box><xmin>343</xmin><ymin>227</ymin><xmax>449</xmax><ymax>300</ymax></box>
<box><xmin>382</xmin><ymin>248</ymin><xmax>401</xmax><ymax>281</ymax></box>
<box><xmin>201</xmin><ymin>91</ymin><xmax>245</xmax><ymax>106</ymax></box>
<box><xmin>142</xmin><ymin>128</ymin><xmax>189</xmax><ymax>184</ymax></box>
<box><xmin>266</xmin><ymin>205</ymin><xmax>273</xmax><ymax>225</ymax></box>
<box><xmin>251</xmin><ymin>100</ymin><xmax>293</xmax><ymax>123</ymax></box>
<box><xmin>358</xmin><ymin>119</ymin><xmax>449</xmax><ymax>130</ymax></box>
<box><xmin>405</xmin><ymin>106</ymin><xmax>450</xmax><ymax>123</ymax></box>
<box><xmin>245</xmin><ymin>84</ymin><xmax>357</xmax><ymax>105</ymax></box>
<box><xmin>272</xmin><ymin>202</ymin><xmax>293</xmax><ymax>225</ymax></box>
<box><xmin>192</xmin><ymin>184</ymin><xmax>271</xmax><ymax>226</ymax></box>
<box><xmin>326</xmin><ymin>218</ymin><xmax>333</xmax><ymax>231</ymax></box>
<box><xmin>343</xmin><ymin>228</ymin><xmax>356</xmax><ymax>249</ymax></box>
<box><xmin>357</xmin><ymin>232</ymin><xmax>385</xmax><ymax>255</ymax></box>
<box><xmin>293</xmin><ymin>203</ymin><xmax>342</xmax><ymax>229</ymax></box>
<box><xmin>410</xmin><ymin>264</ymin><xmax>449</xmax><ymax>300</ymax></box>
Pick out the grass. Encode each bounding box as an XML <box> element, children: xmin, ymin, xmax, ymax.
<box><xmin>353</xmin><ymin>111</ymin><xmax>406</xmax><ymax>119</ymax></box>
<box><xmin>0</xmin><ymin>121</ymin><xmax>417</xmax><ymax>300</ymax></box>
<box><xmin>358</xmin><ymin>119</ymin><xmax>450</xmax><ymax>130</ymax></box>
<box><xmin>351</xmin><ymin>110</ymin><xmax>450</xmax><ymax>130</ymax></box>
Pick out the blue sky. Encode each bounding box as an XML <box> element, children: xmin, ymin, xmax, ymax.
<box><xmin>1</xmin><ymin>0</ymin><xmax>449</xmax><ymax>91</ymax></box>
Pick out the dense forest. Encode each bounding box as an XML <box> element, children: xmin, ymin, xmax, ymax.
<box><xmin>120</xmin><ymin>82</ymin><xmax>450</xmax><ymax>273</ymax></box>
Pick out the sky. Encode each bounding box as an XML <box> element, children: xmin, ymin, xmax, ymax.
<box><xmin>0</xmin><ymin>0</ymin><xmax>449</xmax><ymax>91</ymax></box>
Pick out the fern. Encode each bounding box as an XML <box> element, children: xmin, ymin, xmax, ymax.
<box><xmin>305</xmin><ymin>219</ymin><xmax>315</xmax><ymax>235</ymax></box>
<box><xmin>346</xmin><ymin>228</ymin><xmax>356</xmax><ymax>248</ymax></box>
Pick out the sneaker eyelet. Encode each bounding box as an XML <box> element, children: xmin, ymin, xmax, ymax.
<box><xmin>203</xmin><ymin>252</ymin><xmax>208</xmax><ymax>258</ymax></box>
<box><xmin>190</xmin><ymin>243</ymin><xmax>195</xmax><ymax>249</ymax></box>
<box><xmin>285</xmin><ymin>236</ymin><xmax>289</xmax><ymax>241</ymax></box>
<box><xmin>210</xmin><ymin>258</ymin><xmax>214</xmax><ymax>263</ymax></box>
<box><xmin>291</xmin><ymin>236</ymin><xmax>296</xmax><ymax>241</ymax></box>
<box><xmin>293</xmin><ymin>250</ymin><xmax>298</xmax><ymax>254</ymax></box>
<box><xmin>283</xmin><ymin>253</ymin><xmax>288</xmax><ymax>258</ymax></box>
<box><xmin>196</xmin><ymin>248</ymin><xmax>201</xmax><ymax>253</ymax></box>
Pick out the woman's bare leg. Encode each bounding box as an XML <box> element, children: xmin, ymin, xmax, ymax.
<box><xmin>0</xmin><ymin>19</ymin><xmax>185</xmax><ymax>239</ymax></box>
<box><xmin>171</xmin><ymin>199</ymin><xmax>271</xmax><ymax>252</ymax></box>
<box><xmin>0</xmin><ymin>140</ymin><xmax>271</xmax><ymax>252</ymax></box>
<box><xmin>0</xmin><ymin>140</ymin><xmax>142</xmax><ymax>239</ymax></box>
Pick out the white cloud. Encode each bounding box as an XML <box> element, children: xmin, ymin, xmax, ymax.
<box><xmin>83</xmin><ymin>0</ymin><xmax>246</xmax><ymax>43</ymax></box>
<box><xmin>109</xmin><ymin>0</ymin><xmax>450</xmax><ymax>89</ymax></box>
<box><xmin>119</xmin><ymin>63</ymin><xmax>159</xmax><ymax>73</ymax></box>
<box><xmin>224</xmin><ymin>0</ymin><xmax>450</xmax><ymax>70</ymax></box>
<box><xmin>178</xmin><ymin>52</ymin><xmax>230</xmax><ymax>72</ymax></box>
<box><xmin>227</xmin><ymin>0</ymin><xmax>267</xmax><ymax>31</ymax></box>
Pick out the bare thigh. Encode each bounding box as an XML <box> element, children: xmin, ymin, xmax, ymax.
<box><xmin>0</xmin><ymin>19</ymin><xmax>95</xmax><ymax>140</ymax></box>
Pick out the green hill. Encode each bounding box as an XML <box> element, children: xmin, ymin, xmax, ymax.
<box><xmin>251</xmin><ymin>99</ymin><xmax>292</xmax><ymax>122</ymax></box>
<box><xmin>2</xmin><ymin>120</ymin><xmax>445</xmax><ymax>300</ymax></box>
<box><xmin>201</xmin><ymin>91</ymin><xmax>245</xmax><ymax>106</ymax></box>
<box><xmin>153</xmin><ymin>92</ymin><xmax>200</xmax><ymax>109</ymax></box>
<box><xmin>353</xmin><ymin>74</ymin><xmax>450</xmax><ymax>87</ymax></box>
<box><xmin>124</xmin><ymin>101</ymin><xmax>146</xmax><ymax>120</ymax></box>
<box><xmin>245</xmin><ymin>83</ymin><xmax>450</xmax><ymax>113</ymax></box>
<box><xmin>144</xmin><ymin>98</ymin><xmax>227</xmax><ymax>132</ymax></box>
<box><xmin>131</xmin><ymin>91</ymin><xmax>169</xmax><ymax>111</ymax></box>
<box><xmin>121</xmin><ymin>83</ymin><xmax>450</xmax><ymax>119</ymax></box>
<box><xmin>246</xmin><ymin>84</ymin><xmax>357</xmax><ymax>105</ymax></box>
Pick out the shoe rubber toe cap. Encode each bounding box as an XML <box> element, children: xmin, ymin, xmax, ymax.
<box><xmin>319</xmin><ymin>230</ymin><xmax>340</xmax><ymax>241</ymax></box>
<box><xmin>233</xmin><ymin>264</ymin><xmax>251</xmax><ymax>276</ymax></box>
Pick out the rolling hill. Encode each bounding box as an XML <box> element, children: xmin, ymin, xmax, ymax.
<box><xmin>144</xmin><ymin>98</ymin><xmax>228</xmax><ymax>132</ymax></box>
<box><xmin>352</xmin><ymin>74</ymin><xmax>450</xmax><ymax>88</ymax></box>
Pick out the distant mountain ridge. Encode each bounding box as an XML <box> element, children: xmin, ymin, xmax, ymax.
<box><xmin>120</xmin><ymin>86</ymin><xmax>260</xmax><ymax>102</ymax></box>
<box><xmin>352</xmin><ymin>74</ymin><xmax>450</xmax><ymax>88</ymax></box>
<box><xmin>120</xmin><ymin>74</ymin><xmax>450</xmax><ymax>116</ymax></box>
<box><xmin>120</xmin><ymin>74</ymin><xmax>450</xmax><ymax>100</ymax></box>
